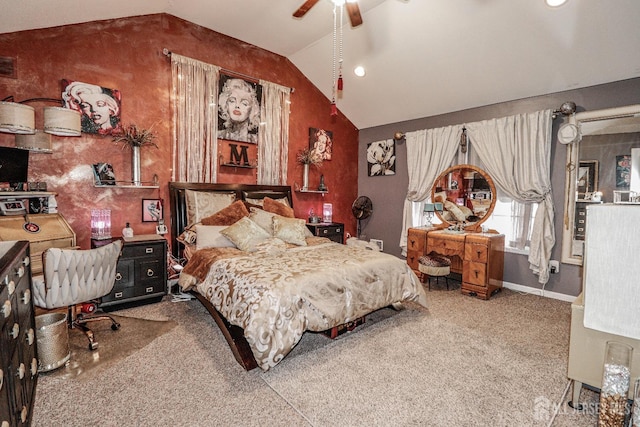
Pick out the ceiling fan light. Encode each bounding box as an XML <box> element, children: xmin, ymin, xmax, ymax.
<box><xmin>354</xmin><ymin>66</ymin><xmax>366</xmax><ymax>77</ymax></box>
<box><xmin>545</xmin><ymin>0</ymin><xmax>567</xmax><ymax>7</ymax></box>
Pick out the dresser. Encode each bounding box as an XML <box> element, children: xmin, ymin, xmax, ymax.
<box><xmin>94</xmin><ymin>235</ymin><xmax>167</xmax><ymax>310</ymax></box>
<box><xmin>407</xmin><ymin>227</ymin><xmax>505</xmax><ymax>300</ymax></box>
<box><xmin>1</xmin><ymin>241</ymin><xmax>38</xmax><ymax>426</ymax></box>
<box><xmin>306</xmin><ymin>222</ymin><xmax>344</xmax><ymax>244</ymax></box>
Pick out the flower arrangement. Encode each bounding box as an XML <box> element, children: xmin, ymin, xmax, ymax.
<box><xmin>296</xmin><ymin>147</ymin><xmax>323</xmax><ymax>167</ymax></box>
<box><xmin>112</xmin><ymin>123</ymin><xmax>158</xmax><ymax>149</ymax></box>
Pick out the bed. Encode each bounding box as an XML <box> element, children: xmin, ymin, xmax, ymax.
<box><xmin>169</xmin><ymin>182</ymin><xmax>428</xmax><ymax>371</ymax></box>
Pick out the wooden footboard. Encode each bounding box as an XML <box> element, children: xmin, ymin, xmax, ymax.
<box><xmin>191</xmin><ymin>290</ymin><xmax>258</xmax><ymax>371</ymax></box>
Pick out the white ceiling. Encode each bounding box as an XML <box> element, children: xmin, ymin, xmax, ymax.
<box><xmin>2</xmin><ymin>0</ymin><xmax>640</xmax><ymax>129</ymax></box>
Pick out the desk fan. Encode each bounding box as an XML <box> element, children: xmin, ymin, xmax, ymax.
<box><xmin>351</xmin><ymin>196</ymin><xmax>373</xmax><ymax>237</ymax></box>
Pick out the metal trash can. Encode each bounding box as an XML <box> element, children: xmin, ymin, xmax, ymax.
<box><xmin>35</xmin><ymin>312</ymin><xmax>70</xmax><ymax>372</ymax></box>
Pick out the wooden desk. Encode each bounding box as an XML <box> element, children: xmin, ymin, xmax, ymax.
<box><xmin>407</xmin><ymin>227</ymin><xmax>504</xmax><ymax>300</ymax></box>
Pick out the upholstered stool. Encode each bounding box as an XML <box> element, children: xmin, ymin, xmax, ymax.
<box><xmin>418</xmin><ymin>254</ymin><xmax>452</xmax><ymax>290</ymax></box>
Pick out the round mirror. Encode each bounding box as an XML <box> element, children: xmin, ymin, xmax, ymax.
<box><xmin>431</xmin><ymin>164</ymin><xmax>497</xmax><ymax>231</ymax></box>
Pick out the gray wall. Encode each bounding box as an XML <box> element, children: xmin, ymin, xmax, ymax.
<box><xmin>358</xmin><ymin>78</ymin><xmax>640</xmax><ymax>298</ymax></box>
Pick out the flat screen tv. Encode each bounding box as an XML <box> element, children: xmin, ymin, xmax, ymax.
<box><xmin>0</xmin><ymin>146</ymin><xmax>29</xmax><ymax>183</ymax></box>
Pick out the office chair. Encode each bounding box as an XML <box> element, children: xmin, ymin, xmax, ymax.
<box><xmin>32</xmin><ymin>240</ymin><xmax>123</xmax><ymax>350</ymax></box>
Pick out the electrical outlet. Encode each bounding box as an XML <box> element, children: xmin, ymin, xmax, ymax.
<box><xmin>549</xmin><ymin>260</ymin><xmax>560</xmax><ymax>274</ymax></box>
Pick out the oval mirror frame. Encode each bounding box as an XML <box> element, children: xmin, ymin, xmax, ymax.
<box><xmin>431</xmin><ymin>164</ymin><xmax>497</xmax><ymax>231</ymax></box>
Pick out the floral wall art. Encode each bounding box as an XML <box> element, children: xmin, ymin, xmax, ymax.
<box><xmin>367</xmin><ymin>140</ymin><xmax>396</xmax><ymax>176</ymax></box>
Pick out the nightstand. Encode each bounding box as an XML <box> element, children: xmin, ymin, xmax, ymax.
<box><xmin>93</xmin><ymin>235</ymin><xmax>167</xmax><ymax>310</ymax></box>
<box><xmin>306</xmin><ymin>222</ymin><xmax>344</xmax><ymax>244</ymax></box>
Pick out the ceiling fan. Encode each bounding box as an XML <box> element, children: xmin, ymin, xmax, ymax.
<box><xmin>293</xmin><ymin>0</ymin><xmax>363</xmax><ymax>27</ymax></box>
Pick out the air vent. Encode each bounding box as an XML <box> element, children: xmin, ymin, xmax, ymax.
<box><xmin>0</xmin><ymin>56</ymin><xmax>17</xmax><ymax>79</ymax></box>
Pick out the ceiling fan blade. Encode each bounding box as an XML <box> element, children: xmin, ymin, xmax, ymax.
<box><xmin>345</xmin><ymin>1</ymin><xmax>363</xmax><ymax>27</ymax></box>
<box><xmin>293</xmin><ymin>0</ymin><xmax>321</xmax><ymax>18</ymax></box>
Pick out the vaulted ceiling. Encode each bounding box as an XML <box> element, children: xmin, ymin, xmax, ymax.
<box><xmin>2</xmin><ymin>0</ymin><xmax>639</xmax><ymax>129</ymax></box>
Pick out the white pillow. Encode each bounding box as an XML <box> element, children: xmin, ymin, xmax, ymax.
<box><xmin>185</xmin><ymin>190</ymin><xmax>236</xmax><ymax>225</ymax></box>
<box><xmin>249</xmin><ymin>207</ymin><xmax>314</xmax><ymax>237</ymax></box>
<box><xmin>195</xmin><ymin>225</ymin><xmax>236</xmax><ymax>250</ymax></box>
<box><xmin>273</xmin><ymin>216</ymin><xmax>308</xmax><ymax>246</ymax></box>
<box><xmin>220</xmin><ymin>217</ymin><xmax>271</xmax><ymax>252</ymax></box>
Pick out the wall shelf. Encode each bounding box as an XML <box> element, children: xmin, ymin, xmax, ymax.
<box><xmin>94</xmin><ymin>181</ymin><xmax>159</xmax><ymax>189</ymax></box>
<box><xmin>0</xmin><ymin>191</ymin><xmax>56</xmax><ymax>199</ymax></box>
<box><xmin>220</xmin><ymin>162</ymin><xmax>257</xmax><ymax>169</ymax></box>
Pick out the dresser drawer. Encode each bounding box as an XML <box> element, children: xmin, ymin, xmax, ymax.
<box><xmin>465</xmin><ymin>243</ymin><xmax>488</xmax><ymax>263</ymax></box>
<box><xmin>407</xmin><ymin>229</ymin><xmax>426</xmax><ymax>252</ymax></box>
<box><xmin>122</xmin><ymin>242</ymin><xmax>164</xmax><ymax>258</ymax></box>
<box><xmin>463</xmin><ymin>261</ymin><xmax>487</xmax><ymax>286</ymax></box>
<box><xmin>407</xmin><ymin>249</ymin><xmax>422</xmax><ymax>271</ymax></box>
<box><xmin>427</xmin><ymin>235</ymin><xmax>465</xmax><ymax>256</ymax></box>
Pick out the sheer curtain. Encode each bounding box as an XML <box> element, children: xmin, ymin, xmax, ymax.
<box><xmin>399</xmin><ymin>125</ymin><xmax>463</xmax><ymax>255</ymax></box>
<box><xmin>258</xmin><ymin>81</ymin><xmax>291</xmax><ymax>185</ymax></box>
<box><xmin>465</xmin><ymin>109</ymin><xmax>554</xmax><ymax>284</ymax></box>
<box><xmin>171</xmin><ymin>53</ymin><xmax>220</xmax><ymax>182</ymax></box>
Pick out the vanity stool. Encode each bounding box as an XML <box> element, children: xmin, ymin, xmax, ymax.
<box><xmin>418</xmin><ymin>254</ymin><xmax>452</xmax><ymax>290</ymax></box>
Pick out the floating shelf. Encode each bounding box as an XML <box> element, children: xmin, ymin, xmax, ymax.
<box><xmin>94</xmin><ymin>180</ymin><xmax>159</xmax><ymax>189</ymax></box>
<box><xmin>296</xmin><ymin>189</ymin><xmax>328</xmax><ymax>194</ymax></box>
<box><xmin>220</xmin><ymin>162</ymin><xmax>257</xmax><ymax>169</ymax></box>
<box><xmin>0</xmin><ymin>191</ymin><xmax>56</xmax><ymax>199</ymax></box>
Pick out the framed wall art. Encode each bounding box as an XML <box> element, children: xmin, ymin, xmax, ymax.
<box><xmin>616</xmin><ymin>154</ymin><xmax>631</xmax><ymax>189</ymax></box>
<box><xmin>577</xmin><ymin>160</ymin><xmax>598</xmax><ymax>198</ymax></box>
<box><xmin>217</xmin><ymin>74</ymin><xmax>262</xmax><ymax>143</ymax></box>
<box><xmin>62</xmin><ymin>79</ymin><xmax>122</xmax><ymax>135</ymax></box>
<box><xmin>142</xmin><ymin>199</ymin><xmax>163</xmax><ymax>222</ymax></box>
<box><xmin>309</xmin><ymin>128</ymin><xmax>333</xmax><ymax>161</ymax></box>
<box><xmin>367</xmin><ymin>140</ymin><xmax>396</xmax><ymax>176</ymax></box>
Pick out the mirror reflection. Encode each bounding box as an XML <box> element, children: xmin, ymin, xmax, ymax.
<box><xmin>431</xmin><ymin>164</ymin><xmax>496</xmax><ymax>230</ymax></box>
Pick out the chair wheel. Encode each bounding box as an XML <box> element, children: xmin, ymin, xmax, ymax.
<box><xmin>111</xmin><ymin>323</ymin><xmax>120</xmax><ymax>331</ymax></box>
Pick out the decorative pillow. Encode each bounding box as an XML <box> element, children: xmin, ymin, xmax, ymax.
<box><xmin>177</xmin><ymin>223</ymin><xmax>199</xmax><ymax>245</ymax></box>
<box><xmin>245</xmin><ymin>196</ymin><xmax>290</xmax><ymax>207</ymax></box>
<box><xmin>263</xmin><ymin>197</ymin><xmax>295</xmax><ymax>218</ymax></box>
<box><xmin>201</xmin><ymin>200</ymin><xmax>249</xmax><ymax>226</ymax></box>
<box><xmin>220</xmin><ymin>217</ymin><xmax>271</xmax><ymax>252</ymax></box>
<box><xmin>272</xmin><ymin>216</ymin><xmax>308</xmax><ymax>246</ymax></box>
<box><xmin>249</xmin><ymin>207</ymin><xmax>278</xmax><ymax>235</ymax></box>
<box><xmin>444</xmin><ymin>199</ymin><xmax>467</xmax><ymax>222</ymax></box>
<box><xmin>195</xmin><ymin>225</ymin><xmax>236</xmax><ymax>250</ymax></box>
<box><xmin>185</xmin><ymin>190</ymin><xmax>236</xmax><ymax>225</ymax></box>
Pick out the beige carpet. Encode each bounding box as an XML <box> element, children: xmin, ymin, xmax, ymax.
<box><xmin>39</xmin><ymin>314</ymin><xmax>177</xmax><ymax>381</ymax></box>
<box><xmin>31</xmin><ymin>287</ymin><xmax>599</xmax><ymax>426</ymax></box>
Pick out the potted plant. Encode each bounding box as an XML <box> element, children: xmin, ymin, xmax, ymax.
<box><xmin>112</xmin><ymin>124</ymin><xmax>158</xmax><ymax>186</ymax></box>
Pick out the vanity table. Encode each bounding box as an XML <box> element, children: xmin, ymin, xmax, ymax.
<box><xmin>408</xmin><ymin>164</ymin><xmax>505</xmax><ymax>300</ymax></box>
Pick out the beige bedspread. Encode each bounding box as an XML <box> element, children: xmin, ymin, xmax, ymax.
<box><xmin>179</xmin><ymin>241</ymin><xmax>427</xmax><ymax>370</ymax></box>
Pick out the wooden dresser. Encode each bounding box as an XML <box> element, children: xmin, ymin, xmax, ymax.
<box><xmin>407</xmin><ymin>227</ymin><xmax>505</xmax><ymax>300</ymax></box>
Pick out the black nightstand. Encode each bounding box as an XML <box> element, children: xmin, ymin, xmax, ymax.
<box><xmin>93</xmin><ymin>235</ymin><xmax>167</xmax><ymax>310</ymax></box>
<box><xmin>306</xmin><ymin>222</ymin><xmax>344</xmax><ymax>244</ymax></box>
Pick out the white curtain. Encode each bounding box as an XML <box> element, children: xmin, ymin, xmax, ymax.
<box><xmin>465</xmin><ymin>109</ymin><xmax>554</xmax><ymax>284</ymax></box>
<box><xmin>258</xmin><ymin>81</ymin><xmax>291</xmax><ymax>185</ymax></box>
<box><xmin>171</xmin><ymin>54</ymin><xmax>220</xmax><ymax>182</ymax></box>
<box><xmin>399</xmin><ymin>126</ymin><xmax>463</xmax><ymax>255</ymax></box>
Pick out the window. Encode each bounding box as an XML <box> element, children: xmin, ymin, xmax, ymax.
<box><xmin>482</xmin><ymin>197</ymin><xmax>537</xmax><ymax>254</ymax></box>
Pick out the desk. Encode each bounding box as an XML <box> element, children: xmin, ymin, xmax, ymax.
<box><xmin>407</xmin><ymin>227</ymin><xmax>504</xmax><ymax>300</ymax></box>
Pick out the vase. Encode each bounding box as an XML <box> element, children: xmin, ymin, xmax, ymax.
<box><xmin>598</xmin><ymin>341</ymin><xmax>632</xmax><ymax>427</ymax></box>
<box><xmin>302</xmin><ymin>163</ymin><xmax>309</xmax><ymax>190</ymax></box>
<box><xmin>131</xmin><ymin>146</ymin><xmax>141</xmax><ymax>186</ymax></box>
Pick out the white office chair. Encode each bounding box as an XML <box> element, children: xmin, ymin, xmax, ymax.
<box><xmin>32</xmin><ymin>240</ymin><xmax>123</xmax><ymax>350</ymax></box>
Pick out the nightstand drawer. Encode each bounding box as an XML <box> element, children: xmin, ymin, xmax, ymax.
<box><xmin>306</xmin><ymin>223</ymin><xmax>344</xmax><ymax>244</ymax></box>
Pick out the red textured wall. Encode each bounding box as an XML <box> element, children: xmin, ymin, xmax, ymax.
<box><xmin>0</xmin><ymin>14</ymin><xmax>359</xmax><ymax>250</ymax></box>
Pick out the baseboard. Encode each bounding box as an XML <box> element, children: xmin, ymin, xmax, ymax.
<box><xmin>502</xmin><ymin>281</ymin><xmax>577</xmax><ymax>302</ymax></box>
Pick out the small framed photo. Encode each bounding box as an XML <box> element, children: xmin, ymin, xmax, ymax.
<box><xmin>142</xmin><ymin>199</ymin><xmax>163</xmax><ymax>222</ymax></box>
<box><xmin>370</xmin><ymin>238</ymin><xmax>384</xmax><ymax>251</ymax></box>
<box><xmin>577</xmin><ymin>160</ymin><xmax>598</xmax><ymax>198</ymax></box>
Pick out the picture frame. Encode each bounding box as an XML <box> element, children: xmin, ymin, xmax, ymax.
<box><xmin>615</xmin><ymin>154</ymin><xmax>631</xmax><ymax>189</ymax></box>
<box><xmin>370</xmin><ymin>238</ymin><xmax>384</xmax><ymax>251</ymax></box>
<box><xmin>142</xmin><ymin>199</ymin><xmax>163</xmax><ymax>222</ymax></box>
<box><xmin>309</xmin><ymin>128</ymin><xmax>333</xmax><ymax>161</ymax></box>
<box><xmin>216</xmin><ymin>74</ymin><xmax>262</xmax><ymax>144</ymax></box>
<box><xmin>92</xmin><ymin>163</ymin><xmax>116</xmax><ymax>186</ymax></box>
<box><xmin>367</xmin><ymin>140</ymin><xmax>396</xmax><ymax>177</ymax></box>
<box><xmin>577</xmin><ymin>160</ymin><xmax>598</xmax><ymax>198</ymax></box>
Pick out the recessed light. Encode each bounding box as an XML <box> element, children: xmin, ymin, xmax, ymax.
<box><xmin>546</xmin><ymin>0</ymin><xmax>567</xmax><ymax>7</ymax></box>
<box><xmin>354</xmin><ymin>66</ymin><xmax>366</xmax><ymax>77</ymax></box>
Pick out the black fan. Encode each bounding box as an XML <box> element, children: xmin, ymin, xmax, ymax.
<box><xmin>352</xmin><ymin>196</ymin><xmax>373</xmax><ymax>237</ymax></box>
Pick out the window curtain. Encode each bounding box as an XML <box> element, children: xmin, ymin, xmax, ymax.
<box><xmin>399</xmin><ymin>126</ymin><xmax>463</xmax><ymax>255</ymax></box>
<box><xmin>258</xmin><ymin>81</ymin><xmax>291</xmax><ymax>185</ymax></box>
<box><xmin>171</xmin><ymin>53</ymin><xmax>220</xmax><ymax>182</ymax></box>
<box><xmin>465</xmin><ymin>109</ymin><xmax>554</xmax><ymax>284</ymax></box>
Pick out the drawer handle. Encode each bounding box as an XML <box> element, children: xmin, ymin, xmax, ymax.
<box><xmin>477</xmin><ymin>250</ymin><xmax>482</xmax><ymax>258</ymax></box>
<box><xmin>17</xmin><ymin>362</ymin><xmax>25</xmax><ymax>380</ymax></box>
<box><xmin>10</xmin><ymin>323</ymin><xmax>19</xmax><ymax>339</ymax></box>
<box><xmin>26</xmin><ymin>328</ymin><xmax>34</xmax><ymax>345</ymax></box>
<box><xmin>322</xmin><ymin>229</ymin><xmax>328</xmax><ymax>234</ymax></box>
<box><xmin>115</xmin><ymin>292</ymin><xmax>123</xmax><ymax>298</ymax></box>
<box><xmin>16</xmin><ymin>266</ymin><xmax>24</xmax><ymax>278</ymax></box>
<box><xmin>115</xmin><ymin>273</ymin><xmax>122</xmax><ymax>281</ymax></box>
<box><xmin>30</xmin><ymin>358</ymin><xmax>38</xmax><ymax>376</ymax></box>
<box><xmin>336</xmin><ymin>228</ymin><xmax>341</xmax><ymax>233</ymax></box>
<box><xmin>146</xmin><ymin>287</ymin><xmax>154</xmax><ymax>293</ymax></box>
<box><xmin>0</xmin><ymin>368</ymin><xmax>3</xmax><ymax>389</ymax></box>
<box><xmin>145</xmin><ymin>247</ymin><xmax>154</xmax><ymax>254</ymax></box>
<box><xmin>474</xmin><ymin>270</ymin><xmax>480</xmax><ymax>279</ymax></box>
<box><xmin>21</xmin><ymin>289</ymin><xmax>31</xmax><ymax>305</ymax></box>
<box><xmin>147</xmin><ymin>269</ymin><xmax>154</xmax><ymax>277</ymax></box>
<box><xmin>23</xmin><ymin>256</ymin><xmax>30</xmax><ymax>267</ymax></box>
<box><xmin>20</xmin><ymin>405</ymin><xmax>28</xmax><ymax>423</ymax></box>
<box><xmin>7</xmin><ymin>280</ymin><xmax>15</xmax><ymax>295</ymax></box>
<box><xmin>2</xmin><ymin>300</ymin><xmax>11</xmax><ymax>318</ymax></box>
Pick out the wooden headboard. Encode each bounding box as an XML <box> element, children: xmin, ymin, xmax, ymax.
<box><xmin>168</xmin><ymin>182</ymin><xmax>293</xmax><ymax>257</ymax></box>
